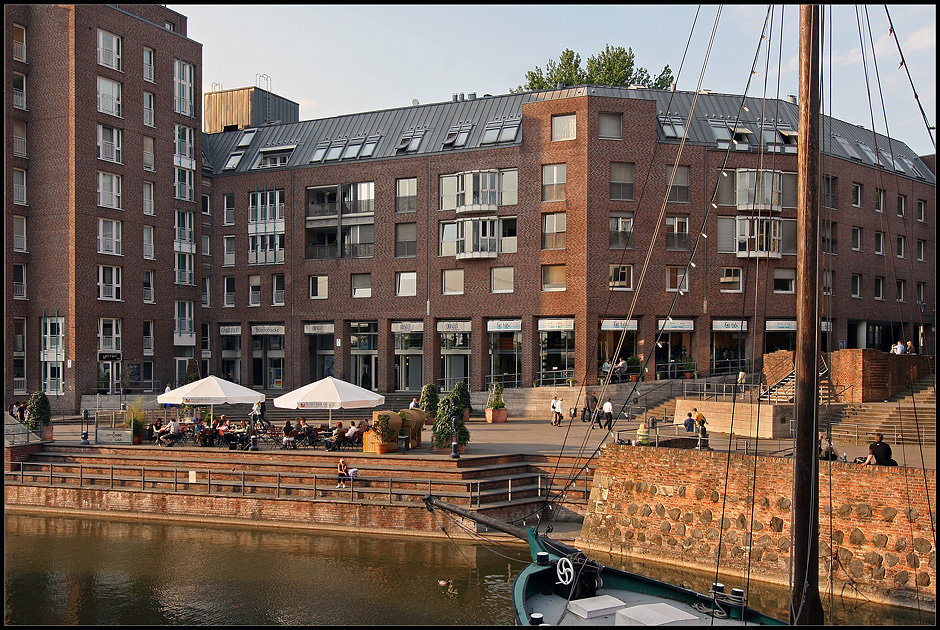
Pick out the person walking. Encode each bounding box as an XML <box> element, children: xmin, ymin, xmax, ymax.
<box><xmin>601</xmin><ymin>398</ymin><xmax>613</xmax><ymax>430</ymax></box>
<box><xmin>584</xmin><ymin>391</ymin><xmax>598</xmax><ymax>423</ymax></box>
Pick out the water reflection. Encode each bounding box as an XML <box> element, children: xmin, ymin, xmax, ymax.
<box><xmin>5</xmin><ymin>513</ymin><xmax>528</xmax><ymax>626</ymax></box>
<box><xmin>5</xmin><ymin>513</ymin><xmax>934</xmax><ymax>626</ymax></box>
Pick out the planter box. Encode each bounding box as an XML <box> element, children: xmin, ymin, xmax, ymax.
<box><xmin>485</xmin><ymin>408</ymin><xmax>508</xmax><ymax>423</ymax></box>
<box><xmin>432</xmin><ymin>444</ymin><xmax>466</xmax><ymax>455</ymax></box>
<box><xmin>362</xmin><ymin>430</ymin><xmax>397</xmax><ymax>453</ymax></box>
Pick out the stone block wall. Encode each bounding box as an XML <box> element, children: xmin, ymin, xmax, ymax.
<box><xmin>579</xmin><ymin>444</ymin><xmax>935</xmax><ymax>609</ymax></box>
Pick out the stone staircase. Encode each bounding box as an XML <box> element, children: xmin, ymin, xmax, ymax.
<box><xmin>827</xmin><ymin>375</ymin><xmax>936</xmax><ymax>446</ymax></box>
<box><xmin>12</xmin><ymin>443</ymin><xmax>595</xmax><ymax>519</ymax></box>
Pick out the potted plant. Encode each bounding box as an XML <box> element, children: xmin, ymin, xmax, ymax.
<box><xmin>26</xmin><ymin>390</ymin><xmax>53</xmax><ymax>440</ymax></box>
<box><xmin>485</xmin><ymin>382</ymin><xmax>508</xmax><ymax>423</ymax></box>
<box><xmin>125</xmin><ymin>397</ymin><xmax>146</xmax><ymax>444</ymax></box>
<box><xmin>431</xmin><ymin>389</ymin><xmax>471</xmax><ymax>453</ymax></box>
<box><xmin>369</xmin><ymin>412</ymin><xmax>397</xmax><ymax>454</ymax></box>
<box><xmin>681</xmin><ymin>356</ymin><xmax>696</xmax><ymax>379</ymax></box>
<box><xmin>419</xmin><ymin>383</ymin><xmax>439</xmax><ymax>426</ymax></box>
<box><xmin>627</xmin><ymin>356</ymin><xmax>642</xmax><ymax>382</ymax></box>
<box><xmin>451</xmin><ymin>380</ymin><xmax>472</xmax><ymax>423</ymax></box>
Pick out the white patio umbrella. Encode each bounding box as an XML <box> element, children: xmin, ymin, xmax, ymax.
<box><xmin>157</xmin><ymin>375</ymin><xmax>265</xmax><ymax>419</ymax></box>
<box><xmin>272</xmin><ymin>376</ymin><xmax>385</xmax><ymax>425</ymax></box>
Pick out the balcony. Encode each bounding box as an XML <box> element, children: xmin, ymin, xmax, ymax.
<box><xmin>13</xmin><ymin>282</ymin><xmax>27</xmax><ymax>299</ymax></box>
<box><xmin>343</xmin><ymin>242</ymin><xmax>374</xmax><ymax>258</ymax></box>
<box><xmin>14</xmin><ymin>234</ymin><xmax>27</xmax><ymax>252</ymax></box>
<box><xmin>665</xmin><ymin>233</ymin><xmax>690</xmax><ymax>250</ymax></box>
<box><xmin>248</xmin><ymin>203</ymin><xmax>285</xmax><ymax>222</ymax></box>
<box><xmin>305</xmin><ymin>244</ymin><xmax>339</xmax><ymax>260</ymax></box>
<box><xmin>14</xmin><ymin>184</ymin><xmax>26</xmax><ymax>205</ymax></box>
<box><xmin>248</xmin><ymin>249</ymin><xmax>285</xmax><ymax>265</ymax></box>
<box><xmin>13</xmin><ymin>135</ymin><xmax>27</xmax><ymax>157</ymax></box>
<box><xmin>307</xmin><ymin>202</ymin><xmax>337</xmax><ymax>219</ymax></box>
<box><xmin>99</xmin><ymin>337</ymin><xmax>121</xmax><ymax>351</ymax></box>
<box><xmin>14</xmin><ymin>88</ymin><xmax>26</xmax><ymax>110</ymax></box>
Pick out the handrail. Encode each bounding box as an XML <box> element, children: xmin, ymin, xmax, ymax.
<box><xmin>3</xmin><ymin>461</ymin><xmax>595</xmax><ymax>509</ymax></box>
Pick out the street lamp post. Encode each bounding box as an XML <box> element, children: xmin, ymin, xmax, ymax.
<box><xmin>451</xmin><ymin>412</ymin><xmax>460</xmax><ymax>459</ymax></box>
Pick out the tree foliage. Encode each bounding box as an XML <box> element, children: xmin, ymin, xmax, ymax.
<box><xmin>513</xmin><ymin>45</ymin><xmax>672</xmax><ymax>92</ymax></box>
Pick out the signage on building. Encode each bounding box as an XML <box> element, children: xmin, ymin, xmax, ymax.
<box><xmin>538</xmin><ymin>318</ymin><xmax>575</xmax><ymax>331</ymax></box>
<box><xmin>219</xmin><ymin>325</ymin><xmax>242</xmax><ymax>336</ymax></box>
<box><xmin>304</xmin><ymin>323</ymin><xmax>334</xmax><ymax>335</ymax></box>
<box><xmin>98</xmin><ymin>352</ymin><xmax>121</xmax><ymax>361</ymax></box>
<box><xmin>391</xmin><ymin>321</ymin><xmax>424</xmax><ymax>333</ymax></box>
<box><xmin>96</xmin><ymin>427</ymin><xmax>131</xmax><ymax>444</ymax></box>
<box><xmin>712</xmin><ymin>319</ymin><xmax>748</xmax><ymax>331</ymax></box>
<box><xmin>764</xmin><ymin>320</ymin><xmax>831</xmax><ymax>332</ymax></box>
<box><xmin>437</xmin><ymin>321</ymin><xmax>471</xmax><ymax>333</ymax></box>
<box><xmin>201</xmin><ymin>350</ymin><xmax>211</xmax><ymax>359</ymax></box>
<box><xmin>487</xmin><ymin>319</ymin><xmax>522</xmax><ymax>332</ymax></box>
<box><xmin>658</xmin><ymin>319</ymin><xmax>694</xmax><ymax>331</ymax></box>
<box><xmin>251</xmin><ymin>325</ymin><xmax>284</xmax><ymax>336</ymax></box>
<box><xmin>600</xmin><ymin>319</ymin><xmax>638</xmax><ymax>331</ymax></box>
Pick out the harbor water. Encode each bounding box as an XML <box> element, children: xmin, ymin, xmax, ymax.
<box><xmin>4</xmin><ymin>513</ymin><xmax>934</xmax><ymax>625</ymax></box>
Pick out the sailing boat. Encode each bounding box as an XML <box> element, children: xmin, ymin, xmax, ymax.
<box><xmin>424</xmin><ymin>6</ymin><xmax>837</xmax><ymax>626</ymax></box>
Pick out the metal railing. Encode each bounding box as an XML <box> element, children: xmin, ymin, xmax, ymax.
<box><xmin>3</xmin><ymin>461</ymin><xmax>592</xmax><ymax>510</ymax></box>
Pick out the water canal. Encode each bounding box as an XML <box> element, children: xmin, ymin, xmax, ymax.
<box><xmin>4</xmin><ymin>513</ymin><xmax>933</xmax><ymax>625</ymax></box>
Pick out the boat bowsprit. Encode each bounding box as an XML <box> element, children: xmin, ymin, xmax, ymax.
<box><xmin>422</xmin><ymin>495</ymin><xmax>784</xmax><ymax>625</ymax></box>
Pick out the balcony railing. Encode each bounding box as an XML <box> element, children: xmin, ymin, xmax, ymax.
<box><xmin>13</xmin><ymin>282</ymin><xmax>27</xmax><ymax>299</ymax></box>
<box><xmin>143</xmin><ymin>336</ymin><xmax>154</xmax><ymax>353</ymax></box>
<box><xmin>665</xmin><ymin>232</ymin><xmax>690</xmax><ymax>250</ymax></box>
<box><xmin>306</xmin><ymin>244</ymin><xmax>339</xmax><ymax>260</ymax></box>
<box><xmin>224</xmin><ymin>208</ymin><xmax>235</xmax><ymax>224</ymax></box>
<box><xmin>610</xmin><ymin>231</ymin><xmax>635</xmax><ymax>249</ymax></box>
<box><xmin>97</xmin><ymin>237</ymin><xmax>121</xmax><ymax>255</ymax></box>
<box><xmin>98</xmin><ymin>191</ymin><xmax>121</xmax><ymax>209</ymax></box>
<box><xmin>13</xmin><ymin>377</ymin><xmax>27</xmax><ymax>393</ymax></box>
<box><xmin>248</xmin><ymin>250</ymin><xmax>285</xmax><ymax>265</ymax></box>
<box><xmin>307</xmin><ymin>202</ymin><xmax>337</xmax><ymax>218</ymax></box>
<box><xmin>14</xmin><ymin>40</ymin><xmax>26</xmax><ymax>62</ymax></box>
<box><xmin>175</xmin><ymin>270</ymin><xmax>194</xmax><ymax>286</ymax></box>
<box><xmin>143</xmin><ymin>62</ymin><xmax>154</xmax><ymax>82</ymax></box>
<box><xmin>224</xmin><ymin>293</ymin><xmax>235</xmax><ymax>307</ymax></box>
<box><xmin>144</xmin><ymin>151</ymin><xmax>154</xmax><ymax>171</ymax></box>
<box><xmin>174</xmin><ymin>96</ymin><xmax>192</xmax><ymax>117</ymax></box>
<box><xmin>14</xmin><ymin>184</ymin><xmax>26</xmax><ymax>205</ymax></box>
<box><xmin>143</xmin><ymin>199</ymin><xmax>154</xmax><ymax>215</ymax></box>
<box><xmin>223</xmin><ymin>252</ymin><xmax>235</xmax><ymax>267</ymax></box>
<box><xmin>142</xmin><ymin>287</ymin><xmax>154</xmax><ymax>302</ymax></box>
<box><xmin>143</xmin><ymin>243</ymin><xmax>154</xmax><ymax>259</ymax></box>
<box><xmin>248</xmin><ymin>203</ymin><xmax>285</xmax><ymax>222</ymax></box>
<box><xmin>343</xmin><ymin>243</ymin><xmax>374</xmax><ymax>258</ymax></box>
<box><xmin>13</xmin><ymin>135</ymin><xmax>27</xmax><ymax>157</ymax></box>
<box><xmin>273</xmin><ymin>290</ymin><xmax>285</xmax><ymax>305</ymax></box>
<box><xmin>97</xmin><ymin>93</ymin><xmax>121</xmax><ymax>117</ymax></box>
<box><xmin>99</xmin><ymin>337</ymin><xmax>121</xmax><ymax>351</ymax></box>
<box><xmin>144</xmin><ymin>107</ymin><xmax>154</xmax><ymax>127</ymax></box>
<box><xmin>14</xmin><ymin>234</ymin><xmax>27</xmax><ymax>252</ymax></box>
<box><xmin>14</xmin><ymin>88</ymin><xmax>26</xmax><ymax>110</ymax></box>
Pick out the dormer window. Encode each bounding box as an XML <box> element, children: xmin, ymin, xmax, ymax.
<box><xmin>342</xmin><ymin>139</ymin><xmax>364</xmax><ymax>159</ymax></box>
<box><xmin>255</xmin><ymin>146</ymin><xmax>294</xmax><ymax>168</ymax></box>
<box><xmin>310</xmin><ymin>142</ymin><xmax>329</xmax><ymax>163</ymax></box>
<box><xmin>360</xmin><ymin>135</ymin><xmax>380</xmax><ymax>158</ymax></box>
<box><xmin>324</xmin><ymin>141</ymin><xmax>346</xmax><ymax>161</ymax></box>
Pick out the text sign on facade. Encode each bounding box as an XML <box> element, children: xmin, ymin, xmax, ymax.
<box><xmin>391</xmin><ymin>321</ymin><xmax>424</xmax><ymax>333</ymax></box>
<box><xmin>712</xmin><ymin>320</ymin><xmax>748</xmax><ymax>331</ymax></box>
<box><xmin>538</xmin><ymin>318</ymin><xmax>575</xmax><ymax>331</ymax></box>
<box><xmin>219</xmin><ymin>326</ymin><xmax>242</xmax><ymax>336</ymax></box>
<box><xmin>600</xmin><ymin>319</ymin><xmax>638</xmax><ymax>331</ymax></box>
<box><xmin>487</xmin><ymin>319</ymin><xmax>522</xmax><ymax>332</ymax></box>
<box><xmin>436</xmin><ymin>321</ymin><xmax>471</xmax><ymax>333</ymax></box>
<box><xmin>96</xmin><ymin>428</ymin><xmax>132</xmax><ymax>444</ymax></box>
<box><xmin>304</xmin><ymin>323</ymin><xmax>334</xmax><ymax>335</ymax></box>
<box><xmin>658</xmin><ymin>319</ymin><xmax>694</xmax><ymax>331</ymax></box>
<box><xmin>251</xmin><ymin>325</ymin><xmax>284</xmax><ymax>336</ymax></box>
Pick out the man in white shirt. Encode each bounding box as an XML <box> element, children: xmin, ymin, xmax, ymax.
<box><xmin>601</xmin><ymin>398</ymin><xmax>614</xmax><ymax>430</ymax></box>
<box><xmin>159</xmin><ymin>418</ymin><xmax>181</xmax><ymax>447</ymax></box>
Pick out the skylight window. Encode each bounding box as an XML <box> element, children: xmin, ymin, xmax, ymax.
<box><xmin>359</xmin><ymin>135</ymin><xmax>380</xmax><ymax>158</ymax></box>
<box><xmin>396</xmin><ymin>130</ymin><xmax>425</xmax><ymax>153</ymax></box>
<box><xmin>710</xmin><ymin>122</ymin><xmax>732</xmax><ymax>142</ymax></box>
<box><xmin>310</xmin><ymin>142</ymin><xmax>329</xmax><ymax>163</ymax></box>
<box><xmin>855</xmin><ymin>142</ymin><xmax>884</xmax><ymax>167</ymax></box>
<box><xmin>480</xmin><ymin>120</ymin><xmax>520</xmax><ymax>145</ymax></box>
<box><xmin>442</xmin><ymin>125</ymin><xmax>473</xmax><ymax>149</ymax></box>
<box><xmin>834</xmin><ymin>136</ymin><xmax>861</xmax><ymax>161</ymax></box>
<box><xmin>879</xmin><ymin>150</ymin><xmax>905</xmax><ymax>172</ymax></box>
<box><xmin>899</xmin><ymin>157</ymin><xmax>924</xmax><ymax>179</ymax></box>
<box><xmin>659</xmin><ymin>116</ymin><xmax>686</xmax><ymax>139</ymax></box>
<box><xmin>224</xmin><ymin>152</ymin><xmax>243</xmax><ymax>170</ymax></box>
<box><xmin>342</xmin><ymin>140</ymin><xmax>363</xmax><ymax>159</ymax></box>
<box><xmin>236</xmin><ymin>129</ymin><xmax>257</xmax><ymax>148</ymax></box>
<box><xmin>325</xmin><ymin>141</ymin><xmax>346</xmax><ymax>161</ymax></box>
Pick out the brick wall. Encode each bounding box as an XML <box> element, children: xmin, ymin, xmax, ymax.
<box><xmin>4</xmin><ymin>443</ymin><xmax>43</xmax><ymax>470</ymax></box>
<box><xmin>579</xmin><ymin>444</ymin><xmax>935</xmax><ymax>608</ymax></box>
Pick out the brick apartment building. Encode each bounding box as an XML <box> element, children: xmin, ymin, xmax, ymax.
<box><xmin>5</xmin><ymin>5</ymin><xmax>935</xmax><ymax>412</ymax></box>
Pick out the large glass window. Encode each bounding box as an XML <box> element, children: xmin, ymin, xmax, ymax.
<box><xmin>551</xmin><ymin>114</ymin><xmax>576</xmax><ymax>141</ymax></box>
<box><xmin>396</xmin><ymin>178</ymin><xmax>417</xmax><ymax>213</ymax></box>
<box><xmin>542</xmin><ymin>164</ymin><xmax>566</xmax><ymax>202</ymax></box>
<box><xmin>610</xmin><ymin>213</ymin><xmax>634</xmax><ymax>249</ymax></box>
<box><xmin>541</xmin><ymin>213</ymin><xmax>566</xmax><ymax>250</ymax></box>
<box><xmin>440</xmin><ymin>169</ymin><xmax>517</xmax><ymax>210</ymax></box>
<box><xmin>442</xmin><ymin>269</ymin><xmax>464</xmax><ymax>295</ymax></box>
<box><xmin>610</xmin><ymin>163</ymin><xmax>634</xmax><ymax>200</ymax></box>
<box><xmin>97</xmin><ymin>218</ymin><xmax>122</xmax><ymax>255</ymax></box>
<box><xmin>174</xmin><ymin>58</ymin><xmax>194</xmax><ymax>116</ymax></box>
<box><xmin>396</xmin><ymin>223</ymin><xmax>417</xmax><ymax>257</ymax></box>
<box><xmin>396</xmin><ymin>271</ymin><xmax>417</xmax><ymax>297</ymax></box>
<box><xmin>609</xmin><ymin>265</ymin><xmax>633</xmax><ymax>290</ymax></box>
<box><xmin>97</xmin><ymin>29</ymin><xmax>122</xmax><ymax>70</ymax></box>
<box><xmin>96</xmin><ymin>76</ymin><xmax>122</xmax><ymax>117</ymax></box>
<box><xmin>665</xmin><ymin>216</ymin><xmax>689</xmax><ymax>250</ymax></box>
<box><xmin>97</xmin><ymin>125</ymin><xmax>122</xmax><ymax>163</ymax></box>
<box><xmin>667</xmin><ymin>165</ymin><xmax>689</xmax><ymax>202</ymax></box>
<box><xmin>542</xmin><ymin>265</ymin><xmax>566</xmax><ymax>291</ymax></box>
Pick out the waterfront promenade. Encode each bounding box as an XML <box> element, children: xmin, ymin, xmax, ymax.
<box><xmin>46</xmin><ymin>411</ymin><xmax>937</xmax><ymax>469</ymax></box>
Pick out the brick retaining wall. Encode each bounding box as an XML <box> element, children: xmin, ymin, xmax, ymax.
<box><xmin>578</xmin><ymin>444</ymin><xmax>936</xmax><ymax>609</ymax></box>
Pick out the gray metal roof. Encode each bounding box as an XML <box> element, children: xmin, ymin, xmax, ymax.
<box><xmin>201</xmin><ymin>85</ymin><xmax>934</xmax><ymax>185</ymax></box>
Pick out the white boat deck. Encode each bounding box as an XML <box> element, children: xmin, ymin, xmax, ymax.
<box><xmin>525</xmin><ymin>588</ymin><xmax>766</xmax><ymax>626</ymax></box>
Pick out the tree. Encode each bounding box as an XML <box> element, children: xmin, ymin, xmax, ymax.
<box><xmin>514</xmin><ymin>45</ymin><xmax>672</xmax><ymax>92</ymax></box>
<box><xmin>26</xmin><ymin>390</ymin><xmax>51</xmax><ymax>430</ymax></box>
<box><xmin>184</xmin><ymin>357</ymin><xmax>200</xmax><ymax>384</ymax></box>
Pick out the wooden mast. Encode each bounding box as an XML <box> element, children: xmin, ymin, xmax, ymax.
<box><xmin>791</xmin><ymin>4</ymin><xmax>824</xmax><ymax>625</ymax></box>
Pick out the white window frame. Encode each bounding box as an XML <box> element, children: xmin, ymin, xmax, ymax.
<box><xmin>174</xmin><ymin>58</ymin><xmax>194</xmax><ymax>117</ymax></box>
<box><xmin>351</xmin><ymin>273</ymin><xmax>372</xmax><ymax>298</ymax></box>
<box><xmin>96</xmin><ymin>76</ymin><xmax>122</xmax><ymax>117</ymax></box>
<box><xmin>916</xmin><ymin>239</ymin><xmax>926</xmax><ymax>262</ymax></box>
<box><xmin>143</xmin><ymin>225</ymin><xmax>155</xmax><ymax>260</ymax></box>
<box><xmin>143</xmin><ymin>269</ymin><xmax>155</xmax><ymax>303</ymax></box>
<box><xmin>143</xmin><ymin>47</ymin><xmax>155</xmax><ymax>82</ymax></box>
<box><xmin>719</xmin><ymin>267</ymin><xmax>743</xmax><ymax>293</ymax></box>
<box><xmin>309</xmin><ymin>275</ymin><xmax>328</xmax><ymax>300</ymax></box>
<box><xmin>97</xmin><ymin>171</ymin><xmax>122</xmax><ymax>209</ymax></box>
<box><xmin>13</xmin><ymin>215</ymin><xmax>27</xmax><ymax>252</ymax></box>
<box><xmin>442</xmin><ymin>269</ymin><xmax>465</xmax><ymax>295</ymax></box>
<box><xmin>874</xmin><ymin>276</ymin><xmax>884</xmax><ymax>301</ymax></box>
<box><xmin>224</xmin><ymin>276</ymin><xmax>236</xmax><ymax>307</ymax></box>
<box><xmin>491</xmin><ymin>267</ymin><xmax>514</xmax><ymax>294</ymax></box>
<box><xmin>667</xmin><ymin>165</ymin><xmax>690</xmax><ymax>203</ymax></box>
<box><xmin>97</xmin><ymin>218</ymin><xmax>122</xmax><ymax>255</ymax></box>
<box><xmin>666</xmin><ymin>266</ymin><xmax>689</xmax><ymax>292</ymax></box>
<box><xmin>272</xmin><ymin>273</ymin><xmax>285</xmax><ymax>305</ymax></box>
<box><xmin>97</xmin><ymin>124</ymin><xmax>123</xmax><ymax>163</ymax></box>
<box><xmin>13</xmin><ymin>119</ymin><xmax>27</xmax><ymax>157</ymax></box>
<box><xmin>13</xmin><ymin>168</ymin><xmax>27</xmax><ymax>205</ymax></box>
<box><xmin>143</xmin><ymin>136</ymin><xmax>155</xmax><ymax>171</ymax></box>
<box><xmin>143</xmin><ymin>181</ymin><xmax>155</xmax><ymax>215</ymax></box>
<box><xmin>541</xmin><ymin>164</ymin><xmax>566</xmax><ymax>202</ymax></box>
<box><xmin>97</xmin><ymin>29</ymin><xmax>122</xmax><ymax>70</ymax></box>
<box><xmin>248</xmin><ymin>275</ymin><xmax>261</xmax><ymax>306</ymax></box>
<box><xmin>396</xmin><ymin>271</ymin><xmax>417</xmax><ymax>297</ymax></box>
<box><xmin>874</xmin><ymin>231</ymin><xmax>884</xmax><ymax>255</ymax></box>
<box><xmin>541</xmin><ymin>264</ymin><xmax>566</xmax><ymax>292</ymax></box>
<box><xmin>143</xmin><ymin>92</ymin><xmax>155</xmax><ymax>127</ymax></box>
<box><xmin>851</xmin><ymin>226</ymin><xmax>862</xmax><ymax>251</ymax></box>
<box><xmin>223</xmin><ymin>235</ymin><xmax>235</xmax><ymax>266</ymax></box>
<box><xmin>609</xmin><ymin>264</ymin><xmax>634</xmax><ymax>291</ymax></box>
<box><xmin>175</xmin><ymin>252</ymin><xmax>195</xmax><ymax>286</ymax></box>
<box><xmin>97</xmin><ymin>264</ymin><xmax>123</xmax><ymax>301</ymax></box>
<box><xmin>773</xmin><ymin>268</ymin><xmax>796</xmax><ymax>294</ymax></box>
<box><xmin>13</xmin><ymin>263</ymin><xmax>27</xmax><ymax>299</ymax></box>
<box><xmin>98</xmin><ymin>317</ymin><xmax>122</xmax><ymax>351</ymax></box>
<box><xmin>851</xmin><ymin>274</ymin><xmax>862</xmax><ymax>298</ymax></box>
<box><xmin>551</xmin><ymin>113</ymin><xmax>576</xmax><ymax>141</ymax></box>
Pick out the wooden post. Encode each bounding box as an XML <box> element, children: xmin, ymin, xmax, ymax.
<box><xmin>791</xmin><ymin>4</ymin><xmax>824</xmax><ymax>625</ymax></box>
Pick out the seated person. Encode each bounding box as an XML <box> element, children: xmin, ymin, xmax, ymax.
<box><xmin>324</xmin><ymin>422</ymin><xmax>345</xmax><ymax>451</ymax></box>
<box><xmin>861</xmin><ymin>433</ymin><xmax>896</xmax><ymax>466</ymax></box>
<box><xmin>146</xmin><ymin>419</ymin><xmax>162</xmax><ymax>443</ymax></box>
<box><xmin>158</xmin><ymin>419</ymin><xmax>182</xmax><ymax>446</ymax></box>
<box><xmin>818</xmin><ymin>432</ymin><xmax>837</xmax><ymax>461</ymax></box>
<box><xmin>345</xmin><ymin>423</ymin><xmax>359</xmax><ymax>441</ymax></box>
<box><xmin>282</xmin><ymin>420</ymin><xmax>294</xmax><ymax>447</ymax></box>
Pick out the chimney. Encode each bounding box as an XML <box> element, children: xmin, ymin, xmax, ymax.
<box><xmin>787</xmin><ymin>94</ymin><xmax>798</xmax><ymax>104</ymax></box>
